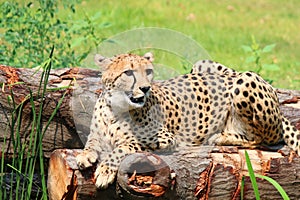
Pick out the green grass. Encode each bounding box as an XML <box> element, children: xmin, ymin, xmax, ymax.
<box><xmin>0</xmin><ymin>47</ymin><xmax>65</xmax><ymax>200</ymax></box>
<box><xmin>58</xmin><ymin>0</ymin><xmax>300</xmax><ymax>89</ymax></box>
<box><xmin>2</xmin><ymin>0</ymin><xmax>300</xmax><ymax>89</ymax></box>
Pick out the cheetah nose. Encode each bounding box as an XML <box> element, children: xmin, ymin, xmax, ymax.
<box><xmin>139</xmin><ymin>86</ymin><xmax>150</xmax><ymax>94</ymax></box>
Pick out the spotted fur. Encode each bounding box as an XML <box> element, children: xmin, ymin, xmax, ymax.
<box><xmin>76</xmin><ymin>53</ymin><xmax>300</xmax><ymax>189</ymax></box>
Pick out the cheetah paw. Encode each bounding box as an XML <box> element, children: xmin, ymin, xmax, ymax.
<box><xmin>94</xmin><ymin>164</ymin><xmax>117</xmax><ymax>189</ymax></box>
<box><xmin>76</xmin><ymin>150</ymin><xmax>98</xmax><ymax>169</ymax></box>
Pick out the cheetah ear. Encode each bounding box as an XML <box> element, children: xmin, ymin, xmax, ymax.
<box><xmin>94</xmin><ymin>54</ymin><xmax>112</xmax><ymax>69</ymax></box>
<box><xmin>143</xmin><ymin>52</ymin><xmax>154</xmax><ymax>62</ymax></box>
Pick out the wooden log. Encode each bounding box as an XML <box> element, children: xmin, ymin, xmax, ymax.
<box><xmin>0</xmin><ymin>65</ymin><xmax>103</xmax><ymax>156</ymax></box>
<box><xmin>47</xmin><ymin>148</ymin><xmax>300</xmax><ymax>200</ymax></box>
<box><xmin>1</xmin><ymin>65</ymin><xmax>300</xmax><ymax>199</ymax></box>
<box><xmin>117</xmin><ymin>153</ymin><xmax>173</xmax><ymax>199</ymax></box>
<box><xmin>1</xmin><ymin>65</ymin><xmax>300</xmax><ymax>157</ymax></box>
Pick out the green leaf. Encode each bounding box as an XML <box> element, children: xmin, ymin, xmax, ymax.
<box><xmin>71</xmin><ymin>36</ymin><xmax>86</xmax><ymax>47</ymax></box>
<box><xmin>245</xmin><ymin>56</ymin><xmax>256</xmax><ymax>63</ymax></box>
<box><xmin>91</xmin><ymin>11</ymin><xmax>102</xmax><ymax>21</ymax></box>
<box><xmin>242</xmin><ymin>45</ymin><xmax>253</xmax><ymax>53</ymax></box>
<box><xmin>262</xmin><ymin>44</ymin><xmax>276</xmax><ymax>53</ymax></box>
<box><xmin>99</xmin><ymin>22</ymin><xmax>111</xmax><ymax>28</ymax></box>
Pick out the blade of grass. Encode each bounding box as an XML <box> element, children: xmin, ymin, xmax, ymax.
<box><xmin>15</xmin><ymin>103</ymin><xmax>24</xmax><ymax>200</ymax></box>
<box><xmin>240</xmin><ymin>176</ymin><xmax>244</xmax><ymax>200</ymax></box>
<box><xmin>255</xmin><ymin>174</ymin><xmax>290</xmax><ymax>200</ymax></box>
<box><xmin>1</xmin><ymin>46</ymin><xmax>57</xmax><ymax>200</ymax></box>
<box><xmin>37</xmin><ymin>45</ymin><xmax>55</xmax><ymax>200</ymax></box>
<box><xmin>25</xmin><ymin>89</ymin><xmax>38</xmax><ymax>199</ymax></box>
<box><xmin>0</xmin><ymin>95</ymin><xmax>13</xmax><ymax>199</ymax></box>
<box><xmin>245</xmin><ymin>150</ymin><xmax>260</xmax><ymax>200</ymax></box>
<box><xmin>0</xmin><ymin>122</ymin><xmax>8</xmax><ymax>199</ymax></box>
<box><xmin>25</xmin><ymin>46</ymin><xmax>55</xmax><ymax>200</ymax></box>
<box><xmin>0</xmin><ymin>95</ymin><xmax>15</xmax><ymax>199</ymax></box>
<box><xmin>6</xmin><ymin>164</ymin><xmax>41</xmax><ymax>190</ymax></box>
<box><xmin>1</xmin><ymin>45</ymin><xmax>62</xmax><ymax>199</ymax></box>
<box><xmin>8</xmin><ymin>91</ymin><xmax>17</xmax><ymax>200</ymax></box>
<box><xmin>24</xmin><ymin>48</ymin><xmax>54</xmax><ymax>200</ymax></box>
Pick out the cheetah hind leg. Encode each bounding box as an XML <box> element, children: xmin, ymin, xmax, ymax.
<box><xmin>282</xmin><ymin>116</ymin><xmax>300</xmax><ymax>155</ymax></box>
<box><xmin>206</xmin><ymin>109</ymin><xmax>264</xmax><ymax>149</ymax></box>
<box><xmin>208</xmin><ymin>131</ymin><xmax>285</xmax><ymax>154</ymax></box>
<box><xmin>207</xmin><ymin>130</ymin><xmax>261</xmax><ymax>148</ymax></box>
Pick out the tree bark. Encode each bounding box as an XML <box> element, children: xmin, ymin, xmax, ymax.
<box><xmin>0</xmin><ymin>65</ymin><xmax>103</xmax><ymax>156</ymax></box>
<box><xmin>1</xmin><ymin>65</ymin><xmax>300</xmax><ymax>199</ymax></box>
<box><xmin>47</xmin><ymin>147</ymin><xmax>300</xmax><ymax>200</ymax></box>
<box><xmin>1</xmin><ymin>65</ymin><xmax>300</xmax><ymax>157</ymax></box>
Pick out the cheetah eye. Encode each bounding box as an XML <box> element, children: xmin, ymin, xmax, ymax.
<box><xmin>124</xmin><ymin>70</ymin><xmax>134</xmax><ymax>76</ymax></box>
<box><xmin>146</xmin><ymin>69</ymin><xmax>153</xmax><ymax>75</ymax></box>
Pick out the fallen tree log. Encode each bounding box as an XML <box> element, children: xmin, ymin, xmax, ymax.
<box><xmin>1</xmin><ymin>65</ymin><xmax>300</xmax><ymax>199</ymax></box>
<box><xmin>1</xmin><ymin>65</ymin><xmax>300</xmax><ymax>157</ymax></box>
<box><xmin>0</xmin><ymin>65</ymin><xmax>103</xmax><ymax>156</ymax></box>
<box><xmin>47</xmin><ymin>147</ymin><xmax>300</xmax><ymax>200</ymax></box>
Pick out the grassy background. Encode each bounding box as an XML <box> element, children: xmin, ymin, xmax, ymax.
<box><xmin>5</xmin><ymin>0</ymin><xmax>300</xmax><ymax>89</ymax></box>
<box><xmin>65</xmin><ymin>0</ymin><xmax>300</xmax><ymax>89</ymax></box>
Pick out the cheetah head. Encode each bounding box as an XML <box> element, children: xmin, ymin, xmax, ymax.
<box><xmin>95</xmin><ymin>52</ymin><xmax>154</xmax><ymax>110</ymax></box>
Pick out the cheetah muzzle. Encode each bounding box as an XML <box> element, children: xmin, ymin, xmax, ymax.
<box><xmin>125</xmin><ymin>87</ymin><xmax>150</xmax><ymax>106</ymax></box>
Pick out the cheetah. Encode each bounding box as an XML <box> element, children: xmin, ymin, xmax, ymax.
<box><xmin>76</xmin><ymin>52</ymin><xmax>300</xmax><ymax>188</ymax></box>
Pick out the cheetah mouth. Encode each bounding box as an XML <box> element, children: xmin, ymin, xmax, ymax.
<box><xmin>125</xmin><ymin>92</ymin><xmax>146</xmax><ymax>106</ymax></box>
<box><xmin>130</xmin><ymin>96</ymin><xmax>145</xmax><ymax>104</ymax></box>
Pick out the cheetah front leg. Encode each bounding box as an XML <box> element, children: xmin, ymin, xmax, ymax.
<box><xmin>76</xmin><ymin>134</ymin><xmax>106</xmax><ymax>169</ymax></box>
<box><xmin>147</xmin><ymin>128</ymin><xmax>177</xmax><ymax>151</ymax></box>
<box><xmin>95</xmin><ymin>126</ymin><xmax>178</xmax><ymax>188</ymax></box>
<box><xmin>94</xmin><ymin>143</ymin><xmax>142</xmax><ymax>188</ymax></box>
